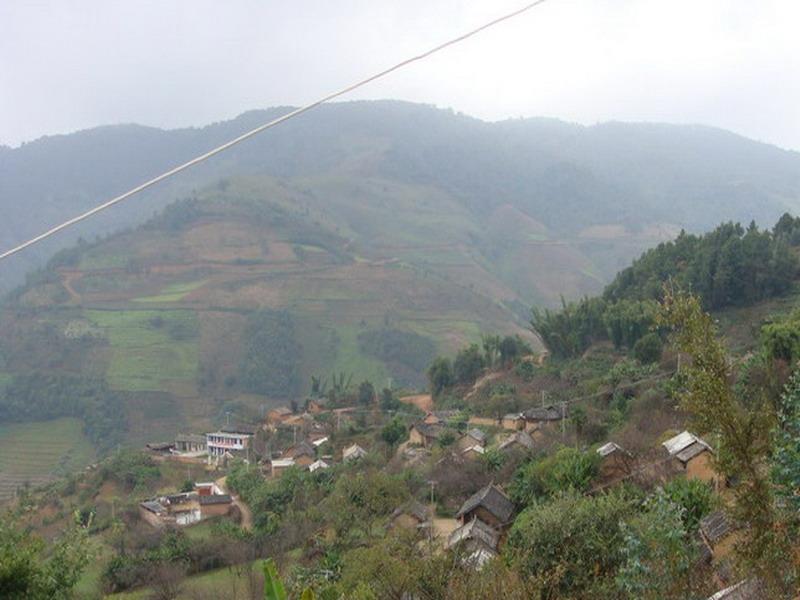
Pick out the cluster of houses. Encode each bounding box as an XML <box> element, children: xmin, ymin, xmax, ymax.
<box><xmin>147</xmin><ymin>424</ymin><xmax>259</xmax><ymax>466</ymax></box>
<box><xmin>143</xmin><ymin>394</ymin><xmax>748</xmax><ymax>597</ymax></box>
<box><xmin>139</xmin><ymin>482</ymin><xmax>234</xmax><ymax>528</ymax></box>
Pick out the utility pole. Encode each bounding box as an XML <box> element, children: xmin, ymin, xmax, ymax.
<box><xmin>427</xmin><ymin>480</ymin><xmax>437</xmax><ymax>548</ymax></box>
<box><xmin>561</xmin><ymin>401</ymin><xmax>566</xmax><ymax>438</ymax></box>
<box><xmin>225</xmin><ymin>411</ymin><xmax>231</xmax><ymax>427</ymax></box>
<box><xmin>541</xmin><ymin>389</ymin><xmax>546</xmax><ymax>407</ymax></box>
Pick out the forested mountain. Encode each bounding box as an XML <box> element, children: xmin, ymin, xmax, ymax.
<box><xmin>3</xmin><ymin>100</ymin><xmax>800</xmax><ymax>464</ymax></box>
<box><xmin>3</xmin><ymin>101</ymin><xmax>800</xmax><ymax>302</ymax></box>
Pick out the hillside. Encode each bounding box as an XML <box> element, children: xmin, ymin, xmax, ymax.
<box><xmin>4</xmin><ymin>101</ymin><xmax>800</xmax><ymax>304</ymax></box>
<box><xmin>4</xmin><ymin>101</ymin><xmax>800</xmax><ymax>491</ymax></box>
<box><xmin>0</xmin><ymin>175</ymin><xmax>538</xmax><ymax>461</ymax></box>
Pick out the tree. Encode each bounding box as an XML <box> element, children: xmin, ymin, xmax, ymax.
<box><xmin>507</xmin><ymin>491</ymin><xmax>636</xmax><ymax>596</ymax></box>
<box><xmin>633</xmin><ymin>332</ymin><xmax>663</xmax><ymax>364</ymax></box>
<box><xmin>453</xmin><ymin>344</ymin><xmax>484</xmax><ymax>385</ymax></box>
<box><xmin>481</xmin><ymin>334</ymin><xmax>501</xmax><ymax>368</ymax></box>
<box><xmin>772</xmin><ymin>367</ymin><xmax>800</xmax><ymax>512</ymax></box>
<box><xmin>239</xmin><ymin>309</ymin><xmax>301</xmax><ymax>398</ymax></box>
<box><xmin>358</xmin><ymin>380</ymin><xmax>375</xmax><ymax>406</ymax></box>
<box><xmin>380</xmin><ymin>388</ymin><xmax>400</xmax><ymax>411</ymax></box>
<box><xmin>662</xmin><ymin>478</ymin><xmax>714</xmax><ymax>532</ymax></box>
<box><xmin>380</xmin><ymin>417</ymin><xmax>407</xmax><ymax>447</ymax></box>
<box><xmin>0</xmin><ymin>513</ymin><xmax>91</xmax><ymax>600</ymax></box>
<box><xmin>498</xmin><ymin>335</ymin><xmax>530</xmax><ymax>367</ymax></box>
<box><xmin>508</xmin><ymin>447</ymin><xmax>600</xmax><ymax>507</ymax></box>
<box><xmin>437</xmin><ymin>430</ymin><xmax>456</xmax><ymax>448</ymax></box>
<box><xmin>427</xmin><ymin>357</ymin><xmax>453</xmax><ymax>396</ymax></box>
<box><xmin>616</xmin><ymin>491</ymin><xmax>700</xmax><ymax>599</ymax></box>
<box><xmin>658</xmin><ymin>289</ymin><xmax>796</xmax><ymax>592</ymax></box>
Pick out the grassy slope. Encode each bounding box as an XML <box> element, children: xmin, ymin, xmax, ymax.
<box><xmin>0</xmin><ymin>418</ymin><xmax>95</xmax><ymax>501</ymax></box>
<box><xmin>87</xmin><ymin>309</ymin><xmax>199</xmax><ymax>393</ymax></box>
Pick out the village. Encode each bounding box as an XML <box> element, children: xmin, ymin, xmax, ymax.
<box><xmin>141</xmin><ymin>387</ymin><xmax>743</xmax><ymax>598</ymax></box>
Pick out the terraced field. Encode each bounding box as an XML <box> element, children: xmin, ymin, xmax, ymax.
<box><xmin>0</xmin><ymin>418</ymin><xmax>95</xmax><ymax>502</ymax></box>
<box><xmin>86</xmin><ymin>309</ymin><xmax>199</xmax><ymax>392</ymax></box>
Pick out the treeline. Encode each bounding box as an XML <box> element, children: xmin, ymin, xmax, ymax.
<box><xmin>606</xmin><ymin>219</ymin><xmax>797</xmax><ymax>308</ymax></box>
<box><xmin>533</xmin><ymin>216</ymin><xmax>800</xmax><ymax>359</ymax></box>
<box><xmin>428</xmin><ymin>334</ymin><xmax>532</xmax><ymax>396</ymax></box>
<box><xmin>238</xmin><ymin>309</ymin><xmax>302</xmax><ymax>398</ymax></box>
<box><xmin>0</xmin><ymin>373</ymin><xmax>126</xmax><ymax>452</ymax></box>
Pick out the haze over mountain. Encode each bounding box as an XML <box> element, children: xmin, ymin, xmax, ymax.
<box><xmin>2</xmin><ymin>100</ymin><xmax>800</xmax><ymax>451</ymax></box>
<box><xmin>4</xmin><ymin>100</ymin><xmax>800</xmax><ymax>303</ymax></box>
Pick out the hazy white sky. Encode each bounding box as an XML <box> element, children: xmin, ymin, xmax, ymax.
<box><xmin>1</xmin><ymin>0</ymin><xmax>799</xmax><ymax>149</ymax></box>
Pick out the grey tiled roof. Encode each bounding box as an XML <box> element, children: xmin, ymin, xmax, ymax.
<box><xmin>199</xmin><ymin>494</ymin><xmax>232</xmax><ymax>505</ymax></box>
<box><xmin>447</xmin><ymin>517</ymin><xmax>500</xmax><ymax>551</ymax></box>
<box><xmin>522</xmin><ymin>405</ymin><xmax>566</xmax><ymax>421</ymax></box>
<box><xmin>455</xmin><ymin>484</ymin><xmax>514</xmax><ymax>524</ymax></box>
<box><xmin>700</xmin><ymin>511</ymin><xmax>733</xmax><ymax>545</ymax></box>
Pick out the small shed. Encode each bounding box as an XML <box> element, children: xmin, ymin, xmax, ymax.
<box><xmin>595</xmin><ymin>442</ymin><xmax>631</xmax><ymax>482</ymax></box>
<box><xmin>390</xmin><ymin>500</ymin><xmax>431</xmax><ymax>531</ymax></box>
<box><xmin>343</xmin><ymin>444</ymin><xmax>368</xmax><ymax>462</ymax></box>
<box><xmin>663</xmin><ymin>431</ymin><xmax>716</xmax><ymax>485</ymax></box>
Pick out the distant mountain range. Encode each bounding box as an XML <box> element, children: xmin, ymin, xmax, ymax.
<box><xmin>3</xmin><ymin>100</ymin><xmax>800</xmax><ymax>303</ymax></box>
<box><xmin>2</xmin><ymin>100</ymin><xmax>800</xmax><ymax>446</ymax></box>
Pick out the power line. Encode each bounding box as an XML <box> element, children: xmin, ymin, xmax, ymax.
<box><xmin>0</xmin><ymin>0</ymin><xmax>552</xmax><ymax>262</ymax></box>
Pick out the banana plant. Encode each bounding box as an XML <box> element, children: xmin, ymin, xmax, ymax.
<box><xmin>263</xmin><ymin>559</ymin><xmax>316</xmax><ymax>600</ymax></box>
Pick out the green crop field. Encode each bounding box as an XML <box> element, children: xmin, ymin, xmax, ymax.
<box><xmin>132</xmin><ymin>279</ymin><xmax>208</xmax><ymax>303</ymax></box>
<box><xmin>87</xmin><ymin>309</ymin><xmax>199</xmax><ymax>392</ymax></box>
<box><xmin>0</xmin><ymin>418</ymin><xmax>95</xmax><ymax>502</ymax></box>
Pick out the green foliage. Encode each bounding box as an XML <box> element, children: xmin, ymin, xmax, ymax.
<box><xmin>324</xmin><ymin>470</ymin><xmax>407</xmax><ymax>541</ymax></box>
<box><xmin>603</xmin><ymin>299</ymin><xmax>658</xmax><ymax>350</ymax></box>
<box><xmin>427</xmin><ymin>356</ymin><xmax>454</xmax><ymax>396</ymax></box>
<box><xmin>380</xmin><ymin>417</ymin><xmax>407</xmax><ymax>447</ymax></box>
<box><xmin>606</xmin><ymin>221</ymin><xmax>796</xmax><ymax>310</ymax></box>
<box><xmin>0</xmin><ymin>373</ymin><xmax>125</xmax><ymax>452</ymax></box>
<box><xmin>761</xmin><ymin>309</ymin><xmax>800</xmax><ymax>363</ymax></box>
<box><xmin>531</xmin><ymin>296</ymin><xmax>607</xmax><ymax>359</ymax></box>
<box><xmin>509</xmin><ymin>447</ymin><xmax>601</xmax><ymax>506</ymax></box>
<box><xmin>633</xmin><ymin>332</ymin><xmax>663</xmax><ymax>364</ymax></box>
<box><xmin>513</xmin><ymin>359</ymin><xmax>536</xmax><ymax>381</ymax></box>
<box><xmin>263</xmin><ymin>559</ymin><xmax>288</xmax><ymax>600</ymax></box>
<box><xmin>507</xmin><ymin>490</ymin><xmax>637</xmax><ymax>596</ymax></box>
<box><xmin>357</xmin><ymin>380</ymin><xmax>375</xmax><ymax>406</ymax></box>
<box><xmin>659</xmin><ymin>290</ymin><xmax>796</xmax><ymax>590</ymax></box>
<box><xmin>437</xmin><ymin>430</ymin><xmax>456</xmax><ymax>448</ymax></box>
<box><xmin>773</xmin><ymin>212</ymin><xmax>800</xmax><ymax>246</ymax></box>
<box><xmin>497</xmin><ymin>335</ymin><xmax>531</xmax><ymax>367</ymax></box>
<box><xmin>616</xmin><ymin>491</ymin><xmax>698</xmax><ymax>599</ymax></box>
<box><xmin>0</xmin><ymin>513</ymin><xmax>90</xmax><ymax>600</ymax></box>
<box><xmin>239</xmin><ymin>309</ymin><xmax>302</xmax><ymax>398</ymax></box>
<box><xmin>100</xmin><ymin>451</ymin><xmax>160</xmax><ymax>491</ymax></box>
<box><xmin>453</xmin><ymin>343</ymin><xmax>485</xmax><ymax>385</ymax></box>
<box><xmin>379</xmin><ymin>387</ymin><xmax>400</xmax><ymax>411</ymax></box>
<box><xmin>772</xmin><ymin>367</ymin><xmax>800</xmax><ymax>511</ymax></box>
<box><xmin>661</xmin><ymin>478</ymin><xmax>715</xmax><ymax>532</ymax></box>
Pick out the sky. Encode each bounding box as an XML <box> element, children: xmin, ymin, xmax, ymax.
<box><xmin>1</xmin><ymin>0</ymin><xmax>799</xmax><ymax>150</ymax></box>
